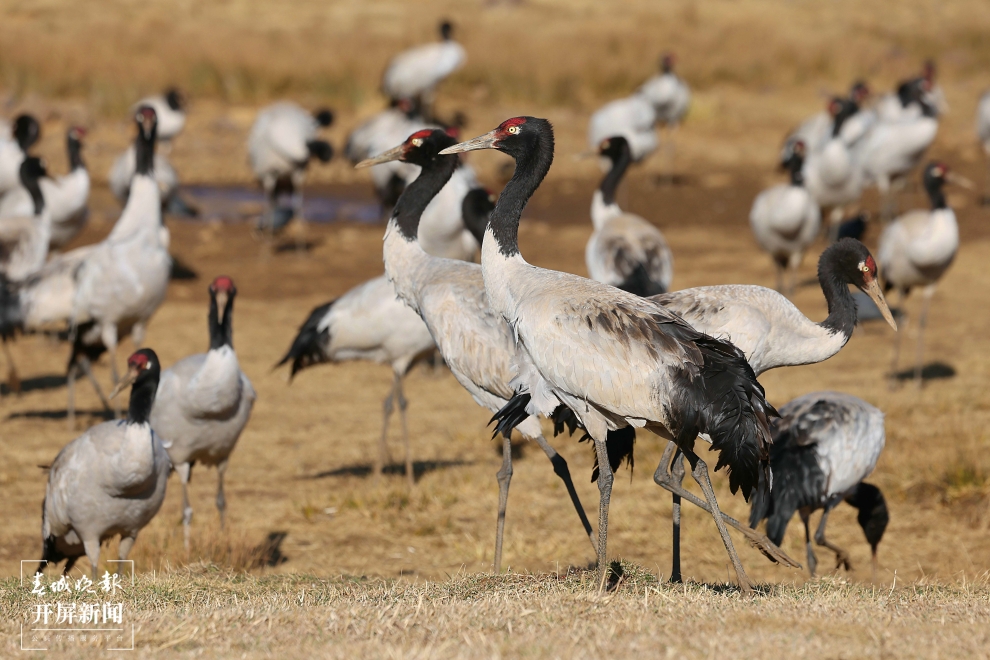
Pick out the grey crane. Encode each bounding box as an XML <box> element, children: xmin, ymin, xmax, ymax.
<box><xmin>150</xmin><ymin>276</ymin><xmax>255</xmax><ymax>550</ymax></box>
<box><xmin>381</xmin><ymin>20</ymin><xmax>466</xmax><ymax>121</ymax></box>
<box><xmin>37</xmin><ymin>348</ymin><xmax>170</xmax><ymax>579</ymax></box>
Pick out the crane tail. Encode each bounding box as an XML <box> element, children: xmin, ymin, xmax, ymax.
<box><xmin>490</xmin><ymin>392</ymin><xmax>531</xmax><ymax>440</ymax></box>
<box><xmin>275</xmin><ymin>299</ymin><xmax>336</xmax><ymax>379</ymax></box>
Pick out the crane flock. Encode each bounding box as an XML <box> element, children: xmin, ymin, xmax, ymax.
<box><xmin>4</xmin><ymin>19</ymin><xmax>978</xmax><ymax>592</ymax></box>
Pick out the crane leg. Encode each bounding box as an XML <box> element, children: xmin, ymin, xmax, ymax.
<box><xmin>395</xmin><ymin>374</ymin><xmax>413</xmax><ymax>488</ymax></box>
<box><xmin>653</xmin><ymin>441</ymin><xmax>799</xmax><ymax>568</ymax></box>
<box><xmin>814</xmin><ymin>500</ymin><xmax>851</xmax><ymax>571</ymax></box>
<box><xmin>117</xmin><ymin>535</ymin><xmax>136</xmax><ymax>564</ymax></box>
<box><xmin>80</xmin><ymin>357</ymin><xmax>112</xmax><ymax>411</ymax></box>
<box><xmin>799</xmin><ymin>508</ymin><xmax>817</xmax><ymax>577</ymax></box>
<box><xmin>2</xmin><ymin>341</ymin><xmax>20</xmax><ymax>394</ymax></box>
<box><xmin>493</xmin><ymin>431</ymin><xmax>513</xmax><ymax>573</ymax></box>
<box><xmin>682</xmin><ymin>448</ymin><xmax>753</xmax><ymax>593</ymax></box>
<box><xmin>102</xmin><ymin>325</ymin><xmax>121</xmax><ymax>418</ymax></box>
<box><xmin>67</xmin><ymin>363</ymin><xmax>77</xmax><ymax>430</ymax></box>
<box><xmin>669</xmin><ymin>448</ymin><xmax>686</xmax><ymax>584</ymax></box>
<box><xmin>375</xmin><ymin>376</ymin><xmax>398</xmax><ymax>481</ymax></box>
<box><xmin>774</xmin><ymin>262</ymin><xmax>786</xmax><ymax>296</ymax></box>
<box><xmin>83</xmin><ymin>537</ymin><xmax>101</xmax><ymax>582</ymax></box>
<box><xmin>216</xmin><ymin>460</ymin><xmax>228</xmax><ymax>529</ymax></box>
<box><xmin>293</xmin><ymin>189</ymin><xmax>307</xmax><ymax>254</ymax></box>
<box><xmin>589</xmin><ymin>424</ymin><xmax>614</xmax><ymax>589</ymax></box>
<box><xmin>530</xmin><ymin>431</ymin><xmax>596</xmax><ymax>553</ymax></box>
<box><xmin>176</xmin><ymin>462</ymin><xmax>194</xmax><ymax>552</ymax></box>
<box><xmin>914</xmin><ymin>285</ymin><xmax>936</xmax><ymax>388</ymax></box>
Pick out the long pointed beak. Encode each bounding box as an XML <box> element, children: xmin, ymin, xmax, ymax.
<box><xmin>439</xmin><ymin>129</ymin><xmax>499</xmax><ymax>155</ymax></box>
<box><xmin>355</xmin><ymin>144</ymin><xmax>407</xmax><ymax>169</ymax></box>
<box><xmin>945</xmin><ymin>172</ymin><xmax>975</xmax><ymax>190</ymax></box>
<box><xmin>863</xmin><ymin>278</ymin><xmax>897</xmax><ymax>331</ymax></box>
<box><xmin>108</xmin><ymin>366</ymin><xmax>140</xmax><ymax>400</ymax></box>
<box><xmin>215</xmin><ymin>291</ymin><xmax>229</xmax><ymax>324</ymax></box>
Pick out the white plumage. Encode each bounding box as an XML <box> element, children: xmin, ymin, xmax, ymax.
<box><xmin>0</xmin><ymin>115</ymin><xmax>40</xmax><ymax>197</ymax></box>
<box><xmin>108</xmin><ymin>146</ymin><xmax>180</xmax><ymax>207</ymax></box>
<box><xmin>585</xmin><ymin>136</ymin><xmax>672</xmax><ymax>295</ymax></box>
<box><xmin>381</xmin><ymin>21</ymin><xmax>465</xmax><ymax>109</ymax></box>
<box><xmin>588</xmin><ymin>95</ymin><xmax>658</xmax><ymax>163</ymax></box>
<box><xmin>637</xmin><ymin>54</ymin><xmax>690</xmax><ymax>127</ymax></box>
<box><xmin>803</xmin><ymin>99</ymin><xmax>866</xmax><ymax>219</ymax></box>
<box><xmin>750</xmin><ymin>141</ymin><xmax>821</xmax><ymax>294</ymax></box>
<box><xmin>37</xmin><ymin>349</ymin><xmax>169</xmax><ymax>579</ymax></box>
<box><xmin>151</xmin><ymin>277</ymin><xmax>255</xmax><ymax>549</ymax></box>
<box><xmin>0</xmin><ymin>158</ymin><xmax>51</xmax><ymax>282</ymax></box>
<box><xmin>345</xmin><ymin>104</ymin><xmax>433</xmax><ymax>206</ymax></box>
<box><xmin>132</xmin><ymin>89</ymin><xmax>186</xmax><ymax>143</ymax></box>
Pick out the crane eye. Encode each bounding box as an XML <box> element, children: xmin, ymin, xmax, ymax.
<box><xmin>860</xmin><ymin>264</ymin><xmax>869</xmax><ymax>272</ymax></box>
<box><xmin>411</xmin><ymin>138</ymin><xmax>423</xmax><ymax>147</ymax></box>
<box><xmin>507</xmin><ymin>126</ymin><xmax>520</xmax><ymax>135</ymax></box>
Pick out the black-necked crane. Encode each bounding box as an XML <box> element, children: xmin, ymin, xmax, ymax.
<box><xmin>637</xmin><ymin>53</ymin><xmax>691</xmax><ymax>177</ymax></box>
<box><xmin>878</xmin><ymin>162</ymin><xmax>968</xmax><ymax>387</ymax></box>
<box><xmin>749</xmin><ymin>391</ymin><xmax>889</xmax><ymax>579</ymax></box>
<box><xmin>358</xmin><ymin>128</ymin><xmax>595</xmax><ymax>571</ymax></box>
<box><xmin>803</xmin><ymin>98</ymin><xmax>867</xmax><ymax>228</ymax></box>
<box><xmin>247</xmin><ymin>102</ymin><xmax>335</xmax><ymax>235</ymax></box>
<box><xmin>877</xmin><ymin>60</ymin><xmax>946</xmax><ymax>122</ymax></box>
<box><xmin>45</xmin><ymin>127</ymin><xmax>90</xmax><ymax>249</ymax></box>
<box><xmin>0</xmin><ymin>115</ymin><xmax>40</xmax><ymax>197</ymax></box>
<box><xmin>652</xmin><ymin>237</ymin><xmax>896</xmax><ymax>582</ymax></box>
<box><xmin>978</xmin><ymin>91</ymin><xmax>990</xmax><ymax>202</ymax></box>
<box><xmin>783</xmin><ymin>82</ymin><xmax>874</xmax><ymax>160</ymax></box>
<box><xmin>588</xmin><ymin>94</ymin><xmax>658</xmax><ymax>166</ymax></box>
<box><xmin>381</xmin><ymin>20</ymin><xmax>466</xmax><ymax>121</ymax></box>
<box><xmin>750</xmin><ymin>140</ymin><xmax>821</xmax><ymax>295</ymax></box>
<box><xmin>150</xmin><ymin>276</ymin><xmax>255</xmax><ymax>550</ymax></box>
<box><xmin>443</xmin><ymin>117</ymin><xmax>777</xmax><ymax>591</ymax></box>
<box><xmin>585</xmin><ymin>136</ymin><xmax>672</xmax><ymax>296</ymax></box>
<box><xmin>36</xmin><ymin>348</ymin><xmax>170</xmax><ymax>579</ymax></box>
<box><xmin>134</xmin><ymin>88</ymin><xmax>186</xmax><ymax>146</ymax></box>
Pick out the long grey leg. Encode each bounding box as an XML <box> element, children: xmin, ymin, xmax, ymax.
<box><xmin>176</xmin><ymin>462</ymin><xmax>193</xmax><ymax>552</ymax></box>
<box><xmin>582</xmin><ymin>417</ymin><xmax>614</xmax><ymax>586</ymax></box>
<box><xmin>79</xmin><ymin>357</ymin><xmax>112</xmax><ymax>411</ymax></box>
<box><xmin>683</xmin><ymin>449</ymin><xmax>753</xmax><ymax>593</ymax></box>
<box><xmin>799</xmin><ymin>508</ymin><xmax>817</xmax><ymax>577</ymax></box>
<box><xmin>814</xmin><ymin>500</ymin><xmax>851</xmax><ymax>571</ymax></box>
<box><xmin>83</xmin><ymin>537</ymin><xmax>101</xmax><ymax>581</ymax></box>
<box><xmin>216</xmin><ymin>460</ymin><xmax>228</xmax><ymax>528</ymax></box>
<box><xmin>889</xmin><ymin>289</ymin><xmax>908</xmax><ymax>388</ymax></box>
<box><xmin>493</xmin><ymin>432</ymin><xmax>513</xmax><ymax>573</ymax></box>
<box><xmin>102</xmin><ymin>324</ymin><xmax>121</xmax><ymax>418</ymax></box>
<box><xmin>375</xmin><ymin>374</ymin><xmax>399</xmax><ymax>481</ymax></box>
<box><xmin>530</xmin><ymin>431</ymin><xmax>596</xmax><ymax>553</ymax></box>
<box><xmin>395</xmin><ymin>373</ymin><xmax>413</xmax><ymax>488</ymax></box>
<box><xmin>670</xmin><ymin>448</ymin><xmax>686</xmax><ymax>583</ymax></box>
<box><xmin>914</xmin><ymin>285</ymin><xmax>936</xmax><ymax>388</ymax></box>
<box><xmin>67</xmin><ymin>364</ymin><xmax>78</xmax><ymax>430</ymax></box>
<box><xmin>653</xmin><ymin>441</ymin><xmax>799</xmax><ymax>567</ymax></box>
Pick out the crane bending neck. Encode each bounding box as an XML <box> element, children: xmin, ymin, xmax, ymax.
<box><xmin>817</xmin><ymin>252</ymin><xmax>858</xmax><ymax>341</ymax></box>
<box><xmin>391</xmin><ymin>156</ymin><xmax>459</xmax><ymax>242</ymax></box>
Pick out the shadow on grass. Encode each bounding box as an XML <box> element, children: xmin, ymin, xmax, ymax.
<box><xmin>273</xmin><ymin>239</ymin><xmax>322</xmax><ymax>254</ymax></box>
<box><xmin>7</xmin><ymin>408</ymin><xmax>113</xmax><ymax>422</ymax></box>
<box><xmin>305</xmin><ymin>459</ymin><xmax>473</xmax><ymax>483</ymax></box>
<box><xmin>0</xmin><ymin>374</ymin><xmax>67</xmax><ymax>396</ymax></box>
<box><xmin>256</xmin><ymin>531</ymin><xmax>289</xmax><ymax>567</ymax></box>
<box><xmin>892</xmin><ymin>361</ymin><xmax>956</xmax><ymax>382</ymax></box>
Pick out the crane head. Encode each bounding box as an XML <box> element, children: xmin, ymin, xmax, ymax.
<box><xmin>355</xmin><ymin>129</ymin><xmax>456</xmax><ymax>169</ymax></box>
<box><xmin>827</xmin><ymin>239</ymin><xmax>897</xmax><ymax>332</ymax></box>
<box><xmin>109</xmin><ymin>349</ymin><xmax>160</xmax><ymax>400</ymax></box>
<box><xmin>135</xmin><ymin>105</ymin><xmax>158</xmax><ymax>139</ymax></box>
<box><xmin>164</xmin><ymin>88</ymin><xmax>186</xmax><ymax>112</ymax></box>
<box><xmin>440</xmin><ymin>117</ymin><xmax>552</xmax><ymax>163</ymax></box>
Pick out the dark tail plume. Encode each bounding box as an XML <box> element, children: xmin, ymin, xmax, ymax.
<box><xmin>276</xmin><ymin>300</ymin><xmax>335</xmax><ymax>380</ymax></box>
<box><xmin>490</xmin><ymin>392</ymin><xmax>531</xmax><ymax>440</ymax></box>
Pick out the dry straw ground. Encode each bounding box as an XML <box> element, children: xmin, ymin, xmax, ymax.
<box><xmin>2</xmin><ymin>0</ymin><xmax>990</xmax><ymax>657</ymax></box>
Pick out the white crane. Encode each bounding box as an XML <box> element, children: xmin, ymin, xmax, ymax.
<box><xmin>977</xmin><ymin>90</ymin><xmax>990</xmax><ymax>202</ymax></box>
<box><xmin>36</xmin><ymin>348</ymin><xmax>170</xmax><ymax>579</ymax></box>
<box><xmin>443</xmin><ymin>117</ymin><xmax>778</xmax><ymax>591</ymax></box>
<box><xmin>749</xmin><ymin>391</ymin><xmax>889</xmax><ymax>579</ymax></box>
<box><xmin>133</xmin><ymin>89</ymin><xmax>186</xmax><ymax>145</ymax></box>
<box><xmin>358</xmin><ymin>128</ymin><xmax>596</xmax><ymax>570</ymax></box>
<box><xmin>878</xmin><ymin>162</ymin><xmax>968</xmax><ymax>387</ymax></box>
<box><xmin>588</xmin><ymin>94</ymin><xmax>658</xmax><ymax>165</ymax></box>
<box><xmin>876</xmin><ymin>61</ymin><xmax>947</xmax><ymax>122</ymax></box>
<box><xmin>750</xmin><ymin>140</ymin><xmax>821</xmax><ymax>295</ymax></box>
<box><xmin>381</xmin><ymin>20</ymin><xmax>465</xmax><ymax>119</ymax></box>
<box><xmin>856</xmin><ymin>83</ymin><xmax>938</xmax><ymax>220</ymax></box>
<box><xmin>803</xmin><ymin>98</ymin><xmax>867</xmax><ymax>227</ymax></box>
<box><xmin>0</xmin><ymin>157</ymin><xmax>52</xmax><ymax>283</ymax></box>
<box><xmin>151</xmin><ymin>276</ymin><xmax>255</xmax><ymax>550</ymax></box>
<box><xmin>247</xmin><ymin>102</ymin><xmax>334</xmax><ymax>234</ymax></box>
<box><xmin>585</xmin><ymin>136</ymin><xmax>672</xmax><ymax>295</ymax></box>
<box><xmin>652</xmin><ymin>237</ymin><xmax>896</xmax><ymax>582</ymax></box>
<box><xmin>45</xmin><ymin>127</ymin><xmax>90</xmax><ymax>249</ymax></box>
<box><xmin>637</xmin><ymin>53</ymin><xmax>691</xmax><ymax>175</ymax></box>
<box><xmin>783</xmin><ymin>82</ymin><xmax>873</xmax><ymax>160</ymax></box>
<box><xmin>0</xmin><ymin>115</ymin><xmax>40</xmax><ymax>196</ymax></box>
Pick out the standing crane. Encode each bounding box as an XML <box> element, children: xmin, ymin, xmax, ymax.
<box><xmin>36</xmin><ymin>349</ymin><xmax>170</xmax><ymax>579</ymax></box>
<box><xmin>878</xmin><ymin>162</ymin><xmax>969</xmax><ymax>387</ymax></box>
<box><xmin>151</xmin><ymin>277</ymin><xmax>255</xmax><ymax>550</ymax></box>
<box><xmin>443</xmin><ymin>117</ymin><xmax>777</xmax><ymax>591</ymax></box>
<box><xmin>749</xmin><ymin>391</ymin><xmax>889</xmax><ymax>579</ymax></box>
<box><xmin>637</xmin><ymin>53</ymin><xmax>691</xmax><ymax>178</ymax></box>
<box><xmin>803</xmin><ymin>98</ymin><xmax>867</xmax><ymax>229</ymax></box>
<box><xmin>381</xmin><ymin>20</ymin><xmax>466</xmax><ymax>122</ymax></box>
<box><xmin>585</xmin><ymin>136</ymin><xmax>673</xmax><ymax>296</ymax></box>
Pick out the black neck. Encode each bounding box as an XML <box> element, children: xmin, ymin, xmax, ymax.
<box><xmin>600</xmin><ymin>143</ymin><xmax>631</xmax><ymax>206</ymax></box>
<box><xmin>927</xmin><ymin>182</ymin><xmax>946</xmax><ymax>210</ymax></box>
<box><xmin>25</xmin><ymin>178</ymin><xmax>44</xmax><ymax>215</ymax></box>
<box><xmin>391</xmin><ymin>155</ymin><xmax>459</xmax><ymax>242</ymax></box>
<box><xmin>208</xmin><ymin>293</ymin><xmax>234</xmax><ymax>350</ymax></box>
<box><xmin>490</xmin><ymin>132</ymin><xmax>555</xmax><ymax>257</ymax></box>
<box><xmin>832</xmin><ymin>103</ymin><xmax>856</xmax><ymax>137</ymax></box>
<box><xmin>788</xmin><ymin>154</ymin><xmax>804</xmax><ymax>186</ymax></box>
<box><xmin>817</xmin><ymin>250</ymin><xmax>858</xmax><ymax>339</ymax></box>
<box><xmin>135</xmin><ymin>125</ymin><xmax>156</xmax><ymax>176</ymax></box>
<box><xmin>67</xmin><ymin>137</ymin><xmax>84</xmax><ymax>171</ymax></box>
<box><xmin>127</xmin><ymin>376</ymin><xmax>158</xmax><ymax>425</ymax></box>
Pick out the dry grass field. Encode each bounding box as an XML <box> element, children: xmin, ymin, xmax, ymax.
<box><xmin>3</xmin><ymin>0</ymin><xmax>990</xmax><ymax>657</ymax></box>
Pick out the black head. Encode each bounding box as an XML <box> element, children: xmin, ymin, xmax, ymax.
<box><xmin>821</xmin><ymin>238</ymin><xmax>879</xmax><ymax>291</ymax></box>
<box><xmin>209</xmin><ymin>276</ymin><xmax>237</xmax><ymax>349</ymax></box>
<box><xmin>598</xmin><ymin>136</ymin><xmax>630</xmax><ymax>162</ymax></box>
<box><xmin>849</xmin><ymin>80</ymin><xmax>870</xmax><ymax>105</ymax></box>
<box><xmin>358</xmin><ymin>128</ymin><xmax>457</xmax><ymax>169</ymax></box>
<box><xmin>13</xmin><ymin>114</ymin><xmax>40</xmax><ymax>152</ymax></box>
<box><xmin>783</xmin><ymin>139</ymin><xmax>806</xmax><ymax>168</ymax></box>
<box><xmin>111</xmin><ymin>348</ymin><xmax>161</xmax><ymax>424</ymax></box>
<box><xmin>828</xmin><ymin>97</ymin><xmax>858</xmax><ymax>135</ymax></box>
<box><xmin>164</xmin><ymin>88</ymin><xmax>185</xmax><ymax>112</ymax></box>
<box><xmin>848</xmin><ymin>482</ymin><xmax>889</xmax><ymax>552</ymax></box>
<box><xmin>439</xmin><ymin>20</ymin><xmax>454</xmax><ymax>41</ymax></box>
<box><xmin>67</xmin><ymin>126</ymin><xmax>86</xmax><ymax>145</ymax></box>
<box><xmin>922</xmin><ymin>161</ymin><xmax>949</xmax><ymax>209</ymax></box>
<box><xmin>313</xmin><ymin>108</ymin><xmax>334</xmax><ymax>128</ymax></box>
<box><xmin>135</xmin><ymin>105</ymin><xmax>158</xmax><ymax>141</ymax></box>
<box><xmin>447</xmin><ymin>116</ymin><xmax>553</xmax><ymax>164</ymax></box>
<box><xmin>660</xmin><ymin>52</ymin><xmax>676</xmax><ymax>74</ymax></box>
